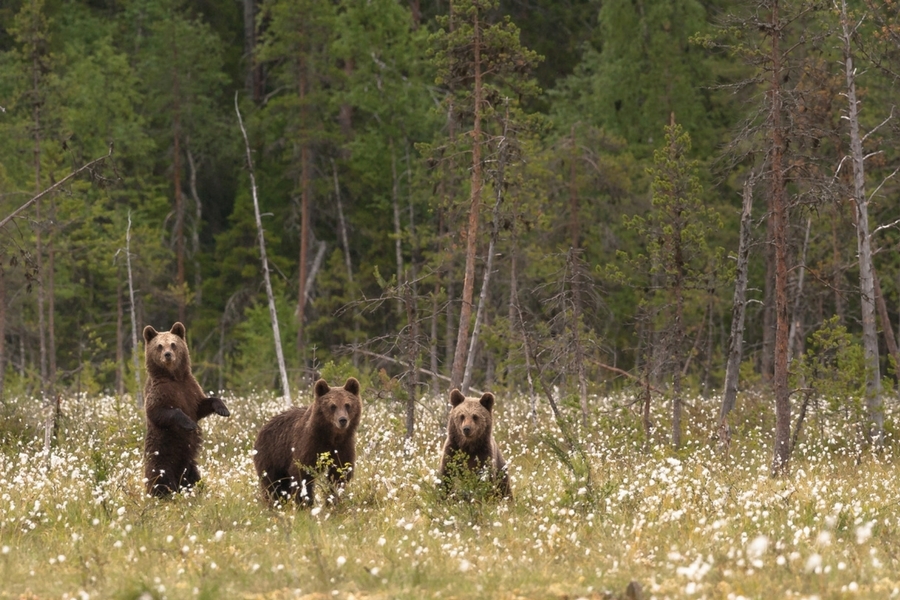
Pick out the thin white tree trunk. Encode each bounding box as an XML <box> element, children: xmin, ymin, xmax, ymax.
<box><xmin>787</xmin><ymin>216</ymin><xmax>811</xmax><ymax>361</ymax></box>
<box><xmin>839</xmin><ymin>0</ymin><xmax>882</xmax><ymax>444</ymax></box>
<box><xmin>186</xmin><ymin>147</ymin><xmax>203</xmax><ymax>306</ymax></box>
<box><xmin>719</xmin><ymin>172</ymin><xmax>755</xmax><ymax>423</ymax></box>
<box><xmin>126</xmin><ymin>211</ymin><xmax>143</xmax><ymax>408</ymax></box>
<box><xmin>236</xmin><ymin>93</ymin><xmax>292</xmax><ymax>407</ymax></box>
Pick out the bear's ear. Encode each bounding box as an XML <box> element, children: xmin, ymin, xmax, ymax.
<box><xmin>449</xmin><ymin>389</ymin><xmax>466</xmax><ymax>407</ymax></box>
<box><xmin>343</xmin><ymin>377</ymin><xmax>360</xmax><ymax>396</ymax></box>
<box><xmin>479</xmin><ymin>392</ymin><xmax>495</xmax><ymax>412</ymax></box>
<box><xmin>314</xmin><ymin>379</ymin><xmax>330</xmax><ymax>399</ymax></box>
<box><xmin>170</xmin><ymin>322</ymin><xmax>186</xmax><ymax>339</ymax></box>
<box><xmin>143</xmin><ymin>326</ymin><xmax>158</xmax><ymax>344</ymax></box>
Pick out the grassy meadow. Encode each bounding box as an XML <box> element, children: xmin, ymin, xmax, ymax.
<box><xmin>1</xmin><ymin>385</ymin><xmax>899</xmax><ymax>600</ymax></box>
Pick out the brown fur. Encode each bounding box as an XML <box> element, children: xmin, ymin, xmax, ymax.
<box><xmin>142</xmin><ymin>322</ymin><xmax>230</xmax><ymax>497</ymax></box>
<box><xmin>439</xmin><ymin>389</ymin><xmax>511</xmax><ymax>497</ymax></box>
<box><xmin>253</xmin><ymin>377</ymin><xmax>362</xmax><ymax>505</ymax></box>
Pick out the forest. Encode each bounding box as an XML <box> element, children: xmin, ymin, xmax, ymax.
<box><xmin>2</xmin><ymin>0</ymin><xmax>900</xmax><ymax>474</ymax></box>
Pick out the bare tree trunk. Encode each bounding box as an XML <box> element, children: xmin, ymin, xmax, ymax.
<box><xmin>46</xmin><ymin>197</ymin><xmax>56</xmax><ymax>398</ymax></box>
<box><xmin>125</xmin><ymin>212</ymin><xmax>143</xmax><ymax>408</ymax></box>
<box><xmin>450</xmin><ymin>9</ymin><xmax>484</xmax><ymax>390</ymax></box>
<box><xmin>770</xmin><ymin>0</ymin><xmax>792</xmax><ymax>477</ymax></box>
<box><xmin>461</xmin><ymin>101</ymin><xmax>509</xmax><ymax>394</ymax></box>
<box><xmin>788</xmin><ymin>216</ymin><xmax>811</xmax><ymax>361</ymax></box>
<box><xmin>296</xmin><ymin>61</ymin><xmax>310</xmax><ymax>364</ymax></box>
<box><xmin>403</xmin><ymin>279</ymin><xmax>418</xmax><ymax>438</ymax></box>
<box><xmin>0</xmin><ymin>265</ymin><xmax>5</xmax><ymax>402</ymax></box>
<box><xmin>331</xmin><ymin>158</ymin><xmax>354</xmax><ymax>283</ymax></box>
<box><xmin>720</xmin><ymin>173</ymin><xmax>755</xmax><ymax>423</ymax></box>
<box><xmin>236</xmin><ymin>94</ymin><xmax>292</xmax><ymax>407</ymax></box>
<box><xmin>873</xmin><ymin>269</ymin><xmax>900</xmax><ymax>382</ymax></box>
<box><xmin>565</xmin><ymin>250</ymin><xmax>590</xmax><ymax>428</ymax></box>
<box><xmin>840</xmin><ymin>0</ymin><xmax>882</xmax><ymax>445</ymax></box>
<box><xmin>391</xmin><ymin>140</ymin><xmax>404</xmax><ymax>289</ymax></box>
<box><xmin>186</xmin><ymin>147</ymin><xmax>203</xmax><ymax>307</ymax></box>
<box><xmin>116</xmin><ymin>280</ymin><xmax>125</xmax><ymax>397</ymax></box>
<box><xmin>461</xmin><ymin>190</ymin><xmax>501</xmax><ymax>395</ymax></box>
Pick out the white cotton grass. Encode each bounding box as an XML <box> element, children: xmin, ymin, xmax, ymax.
<box><xmin>0</xmin><ymin>388</ymin><xmax>897</xmax><ymax>597</ymax></box>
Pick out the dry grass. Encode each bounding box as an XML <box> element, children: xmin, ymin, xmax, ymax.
<box><xmin>1</xmin><ymin>386</ymin><xmax>900</xmax><ymax>599</ymax></box>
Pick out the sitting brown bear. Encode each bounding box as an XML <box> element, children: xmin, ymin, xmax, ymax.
<box><xmin>142</xmin><ymin>322</ymin><xmax>230</xmax><ymax>497</ymax></box>
<box><xmin>253</xmin><ymin>377</ymin><xmax>362</xmax><ymax>505</ymax></box>
<box><xmin>439</xmin><ymin>388</ymin><xmax>511</xmax><ymax>498</ymax></box>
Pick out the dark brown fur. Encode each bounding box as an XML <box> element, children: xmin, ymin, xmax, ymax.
<box><xmin>253</xmin><ymin>377</ymin><xmax>362</xmax><ymax>505</ymax></box>
<box><xmin>142</xmin><ymin>322</ymin><xmax>230</xmax><ymax>497</ymax></box>
<box><xmin>439</xmin><ymin>389</ymin><xmax>511</xmax><ymax>498</ymax></box>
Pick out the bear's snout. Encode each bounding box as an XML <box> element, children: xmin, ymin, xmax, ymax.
<box><xmin>338</xmin><ymin>416</ymin><xmax>349</xmax><ymax>428</ymax></box>
<box><xmin>163</xmin><ymin>351</ymin><xmax>173</xmax><ymax>361</ymax></box>
<box><xmin>462</xmin><ymin>425</ymin><xmax>472</xmax><ymax>436</ymax></box>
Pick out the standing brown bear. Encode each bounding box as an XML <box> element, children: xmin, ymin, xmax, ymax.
<box><xmin>253</xmin><ymin>377</ymin><xmax>362</xmax><ymax>506</ymax></box>
<box><xmin>439</xmin><ymin>388</ymin><xmax>511</xmax><ymax>498</ymax></box>
<box><xmin>142</xmin><ymin>322</ymin><xmax>230</xmax><ymax>497</ymax></box>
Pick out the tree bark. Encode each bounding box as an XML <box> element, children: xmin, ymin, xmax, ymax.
<box><xmin>770</xmin><ymin>0</ymin><xmax>792</xmax><ymax>477</ymax></box>
<box><xmin>840</xmin><ymin>0</ymin><xmax>882</xmax><ymax>445</ymax></box>
<box><xmin>720</xmin><ymin>173</ymin><xmax>755</xmax><ymax>423</ymax></box>
<box><xmin>236</xmin><ymin>94</ymin><xmax>292</xmax><ymax>407</ymax></box>
<box><xmin>450</xmin><ymin>8</ymin><xmax>484</xmax><ymax>390</ymax></box>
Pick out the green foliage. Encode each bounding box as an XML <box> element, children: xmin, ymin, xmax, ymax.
<box><xmin>438</xmin><ymin>450</ymin><xmax>505</xmax><ymax>504</ymax></box>
<box><xmin>792</xmin><ymin>316</ymin><xmax>868</xmax><ymax>444</ymax></box>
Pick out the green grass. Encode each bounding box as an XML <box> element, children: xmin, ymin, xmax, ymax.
<box><xmin>1</xmin><ymin>389</ymin><xmax>900</xmax><ymax>599</ymax></box>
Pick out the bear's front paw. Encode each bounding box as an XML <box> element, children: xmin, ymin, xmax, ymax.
<box><xmin>210</xmin><ymin>398</ymin><xmax>230</xmax><ymax>417</ymax></box>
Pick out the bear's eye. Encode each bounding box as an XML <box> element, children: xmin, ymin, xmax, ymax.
<box><xmin>344</xmin><ymin>403</ymin><xmax>350</xmax><ymax>410</ymax></box>
<box><xmin>458</xmin><ymin>415</ymin><xmax>465</xmax><ymax>422</ymax></box>
<box><xmin>472</xmin><ymin>415</ymin><xmax>479</xmax><ymax>421</ymax></box>
<box><xmin>157</xmin><ymin>344</ymin><xmax>163</xmax><ymax>350</ymax></box>
<box><xmin>170</xmin><ymin>343</ymin><xmax>176</xmax><ymax>350</ymax></box>
<box><xmin>330</xmin><ymin>404</ymin><xmax>337</xmax><ymax>412</ymax></box>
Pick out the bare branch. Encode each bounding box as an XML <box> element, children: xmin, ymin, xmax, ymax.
<box><xmin>0</xmin><ymin>145</ymin><xmax>113</xmax><ymax>231</ymax></box>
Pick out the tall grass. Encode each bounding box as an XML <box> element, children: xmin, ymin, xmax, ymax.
<box><xmin>1</xmin><ymin>388</ymin><xmax>899</xmax><ymax>599</ymax></box>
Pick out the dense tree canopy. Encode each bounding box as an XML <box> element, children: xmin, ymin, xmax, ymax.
<box><xmin>1</xmin><ymin>0</ymin><xmax>899</xmax><ymax>456</ymax></box>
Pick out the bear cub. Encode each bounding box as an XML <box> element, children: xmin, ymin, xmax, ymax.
<box><xmin>253</xmin><ymin>377</ymin><xmax>362</xmax><ymax>506</ymax></box>
<box><xmin>439</xmin><ymin>388</ymin><xmax>511</xmax><ymax>498</ymax></box>
<box><xmin>142</xmin><ymin>322</ymin><xmax>230</xmax><ymax>497</ymax></box>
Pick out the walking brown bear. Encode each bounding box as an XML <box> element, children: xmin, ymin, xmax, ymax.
<box><xmin>142</xmin><ymin>322</ymin><xmax>230</xmax><ymax>497</ymax></box>
<box><xmin>439</xmin><ymin>388</ymin><xmax>511</xmax><ymax>498</ymax></box>
<box><xmin>253</xmin><ymin>377</ymin><xmax>362</xmax><ymax>506</ymax></box>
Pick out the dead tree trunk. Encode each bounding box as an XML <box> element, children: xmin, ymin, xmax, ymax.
<box><xmin>840</xmin><ymin>0</ymin><xmax>882</xmax><ymax>445</ymax></box>
<box><xmin>788</xmin><ymin>216</ymin><xmax>811</xmax><ymax>361</ymax></box>
<box><xmin>720</xmin><ymin>172</ymin><xmax>755</xmax><ymax>424</ymax></box>
<box><xmin>187</xmin><ymin>147</ymin><xmax>203</xmax><ymax>307</ymax></box>
<box><xmin>0</xmin><ymin>265</ymin><xmax>5</xmax><ymax>402</ymax></box>
<box><xmin>125</xmin><ymin>211</ymin><xmax>143</xmax><ymax>408</ymax></box>
<box><xmin>236</xmin><ymin>93</ymin><xmax>292</xmax><ymax>407</ymax></box>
